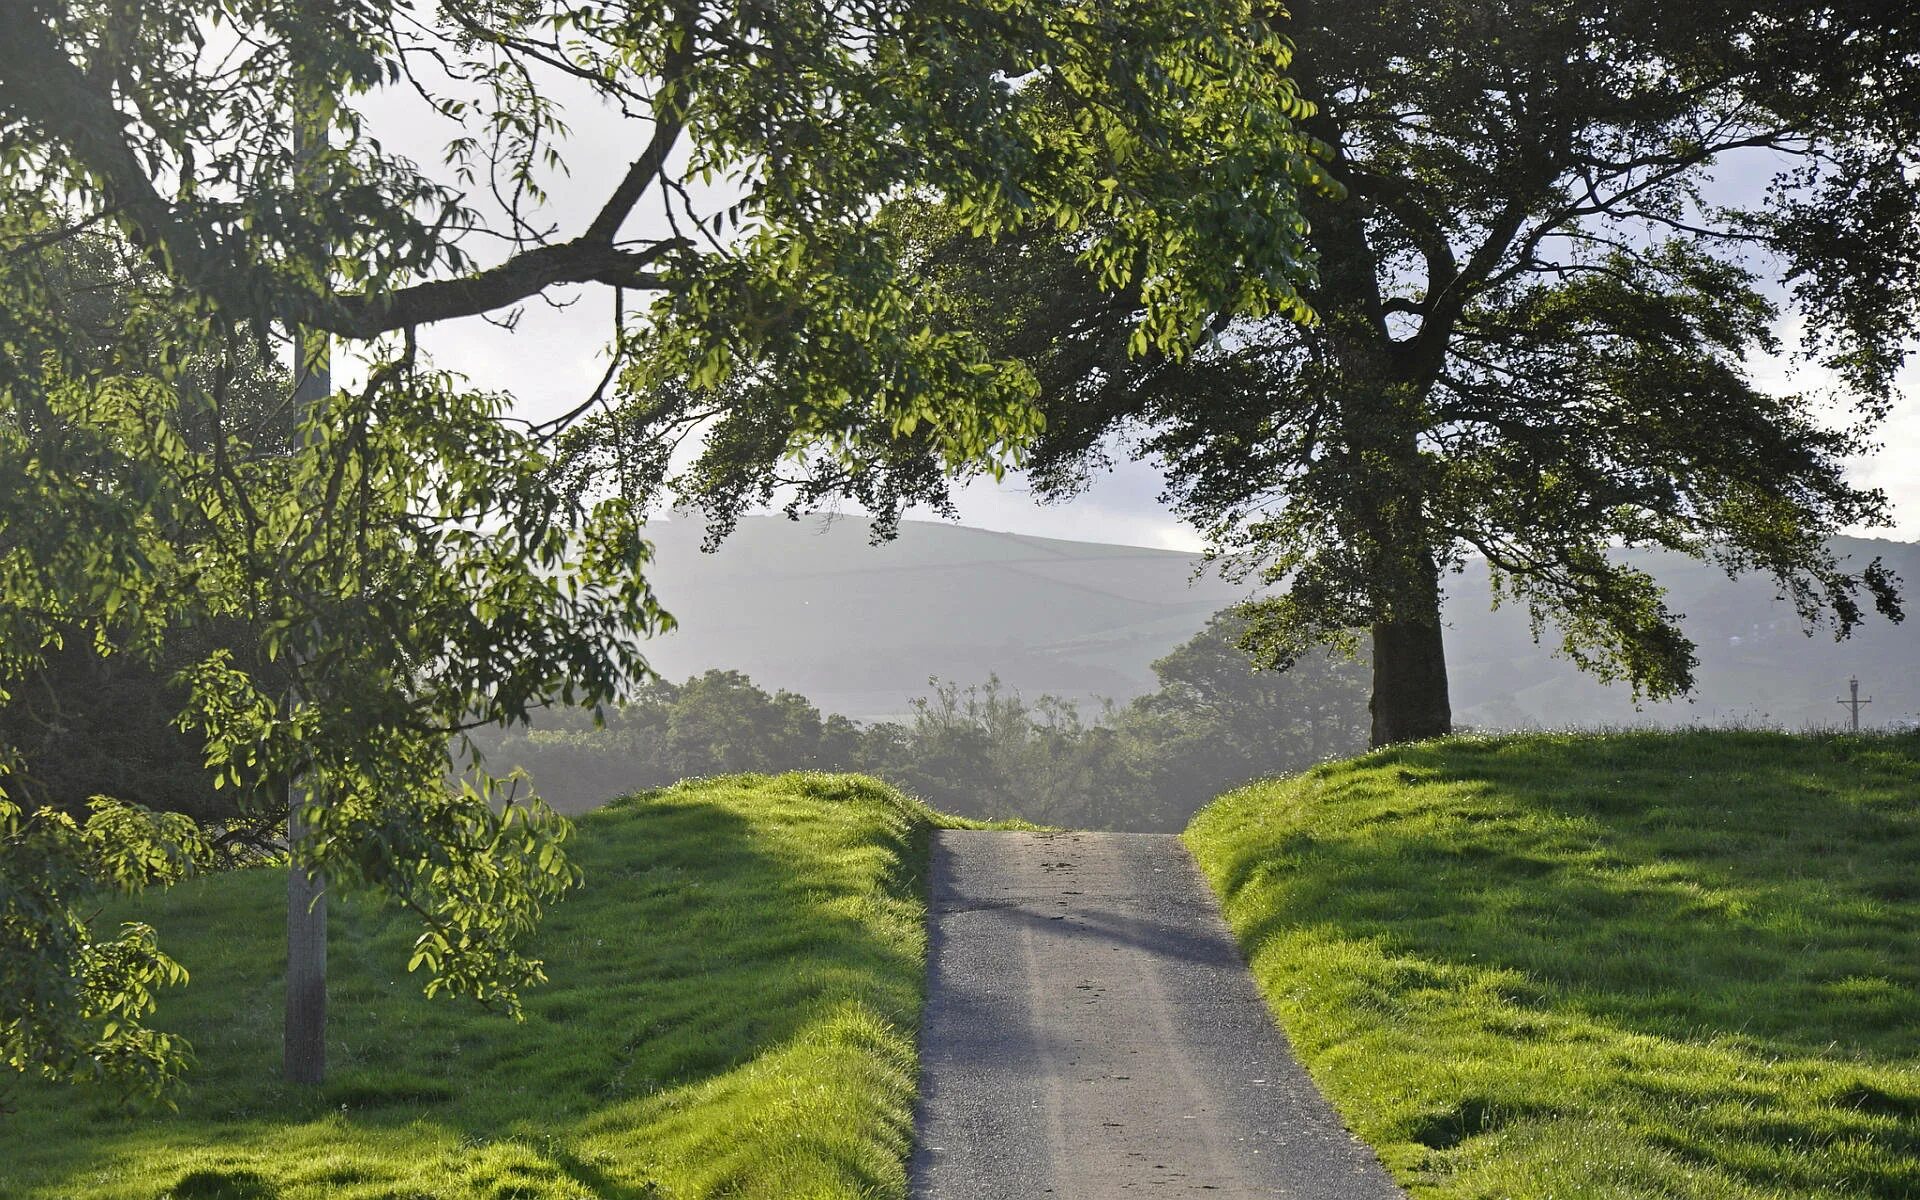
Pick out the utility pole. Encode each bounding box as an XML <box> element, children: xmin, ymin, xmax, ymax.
<box><xmin>284</xmin><ymin>117</ymin><xmax>328</xmax><ymax>1087</ymax></box>
<box><xmin>1836</xmin><ymin>676</ymin><xmax>1873</xmax><ymax>732</ymax></box>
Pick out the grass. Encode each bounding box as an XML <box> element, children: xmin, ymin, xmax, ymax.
<box><xmin>2</xmin><ymin>772</ymin><xmax>976</xmax><ymax>1200</ymax></box>
<box><xmin>1185</xmin><ymin>730</ymin><xmax>1920</xmax><ymax>1200</ymax></box>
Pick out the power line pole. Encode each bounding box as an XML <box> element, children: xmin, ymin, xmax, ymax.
<box><xmin>1836</xmin><ymin>676</ymin><xmax>1872</xmax><ymax>732</ymax></box>
<box><xmin>284</xmin><ymin>118</ymin><xmax>328</xmax><ymax>1087</ymax></box>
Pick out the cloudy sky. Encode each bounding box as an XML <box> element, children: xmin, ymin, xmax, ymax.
<box><xmin>352</xmin><ymin>78</ymin><xmax>1918</xmax><ymax>554</ymax></box>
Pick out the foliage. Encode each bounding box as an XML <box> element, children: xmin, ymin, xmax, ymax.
<box><xmin>0</xmin><ymin>223</ymin><xmax>662</xmax><ymax>1091</ymax></box>
<box><xmin>2</xmin><ymin>773</ymin><xmax>984</xmax><ymax>1198</ymax></box>
<box><xmin>0</xmin><ymin>238</ymin><xmax>293</xmax><ymax>853</ymax></box>
<box><xmin>492</xmin><ymin>613</ymin><xmax>1371</xmax><ymax>830</ymax></box>
<box><xmin>862</xmin><ymin>677</ymin><xmax>1120</xmax><ymax>827</ymax></box>
<box><xmin>4</xmin><ymin>636</ymin><xmax>255</xmax><ymax>841</ymax></box>
<box><xmin>1</xmin><ymin>0</ymin><xmax>1327</xmax><ymax>521</ymax></box>
<box><xmin>494</xmin><ymin>671</ymin><xmax>858</xmax><ymax>800</ymax></box>
<box><xmin>1</xmin><ymin>798</ymin><xmax>209</xmax><ymax>1106</ymax></box>
<box><xmin>0</xmin><ymin>0</ymin><xmax>1326</xmax><ymax>1092</ymax></box>
<box><xmin>1120</xmin><ymin>610</ymin><xmax>1369</xmax><ymax>821</ymax></box>
<box><xmin>513</xmin><ymin>4</ymin><xmax>1336</xmax><ymax>540</ymax></box>
<box><xmin>863</xmin><ymin>634</ymin><xmax>1367</xmax><ymax>830</ymax></box>
<box><xmin>1188</xmin><ymin>731</ymin><xmax>1920</xmax><ymax>1199</ymax></box>
<box><xmin>883</xmin><ymin>0</ymin><xmax>1919</xmax><ymax>743</ymax></box>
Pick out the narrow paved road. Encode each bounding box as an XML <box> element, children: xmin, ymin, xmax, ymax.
<box><xmin>910</xmin><ymin>831</ymin><xmax>1405</xmax><ymax>1199</ymax></box>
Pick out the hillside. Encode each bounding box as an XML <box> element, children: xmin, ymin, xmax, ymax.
<box><xmin>636</xmin><ymin>516</ymin><xmax>1250</xmax><ymax>719</ymax></box>
<box><xmin>1445</xmin><ymin>539</ymin><xmax>1920</xmax><ymax>730</ymax></box>
<box><xmin>1</xmin><ymin>774</ymin><xmax>963</xmax><ymax>1200</ymax></box>
<box><xmin>631</xmin><ymin>517</ymin><xmax>1920</xmax><ymax>728</ymax></box>
<box><xmin>1187</xmin><ymin>731</ymin><xmax>1920</xmax><ymax>1200</ymax></box>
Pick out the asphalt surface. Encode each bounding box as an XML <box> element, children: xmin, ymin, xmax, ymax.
<box><xmin>909</xmin><ymin>831</ymin><xmax>1406</xmax><ymax>1200</ymax></box>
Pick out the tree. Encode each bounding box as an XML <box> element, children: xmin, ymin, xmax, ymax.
<box><xmin>892</xmin><ymin>0</ymin><xmax>1918</xmax><ymax>745</ymax></box>
<box><xmin>490</xmin><ymin>670</ymin><xmax>855</xmax><ymax>810</ymax></box>
<box><xmin>1</xmin><ymin>219</ymin><xmax>650</xmax><ymax>1096</ymax></box>
<box><xmin>660</xmin><ymin>671</ymin><xmax>846</xmax><ymax>777</ymax></box>
<box><xmin>1</xmin><ymin>0</ymin><xmax>1326</xmax><ymax>469</ymax></box>
<box><xmin>0</xmin><ymin>0</ymin><xmax>1327</xmax><ymax>1093</ymax></box>
<box><xmin>3</xmin><ymin>628</ymin><xmax>278</xmax><ymax>852</ymax></box>
<box><xmin>1124</xmin><ymin>609</ymin><xmax>1368</xmax><ymax>801</ymax></box>
<box><xmin>863</xmin><ymin>676</ymin><xmax>1038</xmax><ymax>819</ymax></box>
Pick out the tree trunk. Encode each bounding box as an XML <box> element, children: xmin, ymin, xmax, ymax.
<box><xmin>1368</xmin><ymin>549</ymin><xmax>1451</xmax><ymax>746</ymax></box>
<box><xmin>1295</xmin><ymin>102</ymin><xmax>1456</xmax><ymax>748</ymax></box>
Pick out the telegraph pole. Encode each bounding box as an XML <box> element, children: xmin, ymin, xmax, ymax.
<box><xmin>284</xmin><ymin>117</ymin><xmax>328</xmax><ymax>1087</ymax></box>
<box><xmin>1836</xmin><ymin>676</ymin><xmax>1873</xmax><ymax>732</ymax></box>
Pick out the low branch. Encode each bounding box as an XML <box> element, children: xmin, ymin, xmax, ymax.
<box><xmin>328</xmin><ymin>240</ymin><xmax>679</xmax><ymax>338</ymax></box>
<box><xmin>0</xmin><ymin>3</ymin><xmax>686</xmax><ymax>340</ymax></box>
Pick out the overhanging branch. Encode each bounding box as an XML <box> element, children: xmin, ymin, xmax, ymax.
<box><xmin>328</xmin><ymin>240</ymin><xmax>680</xmax><ymax>338</ymax></box>
<box><xmin>0</xmin><ymin>2</ymin><xmax>689</xmax><ymax>341</ymax></box>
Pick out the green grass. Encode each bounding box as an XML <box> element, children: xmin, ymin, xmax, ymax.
<box><xmin>1185</xmin><ymin>730</ymin><xmax>1920</xmax><ymax>1200</ymax></box>
<box><xmin>3</xmin><ymin>772</ymin><xmax>974</xmax><ymax>1200</ymax></box>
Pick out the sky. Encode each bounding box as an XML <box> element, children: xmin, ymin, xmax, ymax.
<box><xmin>348</xmin><ymin>73</ymin><xmax>1919</xmax><ymax>555</ymax></box>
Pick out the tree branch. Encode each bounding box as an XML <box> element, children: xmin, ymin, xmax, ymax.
<box><xmin>0</xmin><ymin>3</ymin><xmax>687</xmax><ymax>341</ymax></box>
<box><xmin>328</xmin><ymin>240</ymin><xmax>680</xmax><ymax>338</ymax></box>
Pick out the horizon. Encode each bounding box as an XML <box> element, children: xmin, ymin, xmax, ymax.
<box><xmin>646</xmin><ymin>509</ymin><xmax>1920</xmax><ymax>556</ymax></box>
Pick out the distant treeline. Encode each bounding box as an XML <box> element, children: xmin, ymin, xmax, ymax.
<box><xmin>5</xmin><ymin>607</ymin><xmax>1370</xmax><ymax>836</ymax></box>
<box><xmin>482</xmin><ymin>611</ymin><xmax>1370</xmax><ymax>831</ymax></box>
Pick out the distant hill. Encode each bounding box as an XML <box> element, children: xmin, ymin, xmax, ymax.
<box><xmin>636</xmin><ymin>516</ymin><xmax>1254</xmax><ymax>720</ymax></box>
<box><xmin>632</xmin><ymin>516</ymin><xmax>1920</xmax><ymax>730</ymax></box>
<box><xmin>1445</xmin><ymin>538</ymin><xmax>1920</xmax><ymax>730</ymax></box>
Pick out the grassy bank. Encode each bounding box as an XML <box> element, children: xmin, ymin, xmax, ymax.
<box><xmin>3</xmin><ymin>773</ymin><xmax>959</xmax><ymax>1200</ymax></box>
<box><xmin>1186</xmin><ymin>731</ymin><xmax>1920</xmax><ymax>1200</ymax></box>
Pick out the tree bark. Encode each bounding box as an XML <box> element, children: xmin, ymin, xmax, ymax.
<box><xmin>1368</xmin><ymin>548</ymin><xmax>1451</xmax><ymax>746</ymax></box>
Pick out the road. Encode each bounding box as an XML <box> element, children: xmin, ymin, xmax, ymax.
<box><xmin>909</xmin><ymin>830</ymin><xmax>1406</xmax><ymax>1199</ymax></box>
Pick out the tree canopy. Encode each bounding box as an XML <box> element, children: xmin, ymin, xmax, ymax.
<box><xmin>0</xmin><ymin>0</ymin><xmax>1327</xmax><ymax>1095</ymax></box>
<box><xmin>1</xmin><ymin>0</ymin><xmax>1328</xmax><ymax>471</ymax></box>
<box><xmin>861</xmin><ymin>0</ymin><xmax>1918</xmax><ymax>744</ymax></box>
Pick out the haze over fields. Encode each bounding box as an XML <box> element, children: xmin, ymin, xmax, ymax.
<box><xmin>635</xmin><ymin>516</ymin><xmax>1920</xmax><ymax>730</ymax></box>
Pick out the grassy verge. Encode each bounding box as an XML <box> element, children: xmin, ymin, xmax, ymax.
<box><xmin>3</xmin><ymin>772</ymin><xmax>968</xmax><ymax>1200</ymax></box>
<box><xmin>1186</xmin><ymin>731</ymin><xmax>1920</xmax><ymax>1200</ymax></box>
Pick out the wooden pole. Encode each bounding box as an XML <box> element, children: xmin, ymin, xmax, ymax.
<box><xmin>284</xmin><ymin>766</ymin><xmax>326</xmax><ymax>1085</ymax></box>
<box><xmin>284</xmin><ymin>119</ymin><xmax>328</xmax><ymax>1087</ymax></box>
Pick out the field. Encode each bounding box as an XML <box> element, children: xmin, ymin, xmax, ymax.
<box><xmin>1187</xmin><ymin>731</ymin><xmax>1920</xmax><ymax>1200</ymax></box>
<box><xmin>2</xmin><ymin>773</ymin><xmax>964</xmax><ymax>1200</ymax></box>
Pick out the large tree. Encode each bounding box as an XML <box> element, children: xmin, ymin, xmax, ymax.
<box><xmin>0</xmin><ymin>0</ymin><xmax>1326</xmax><ymax>1094</ymax></box>
<box><xmin>843</xmin><ymin>1</ymin><xmax>1919</xmax><ymax>745</ymax></box>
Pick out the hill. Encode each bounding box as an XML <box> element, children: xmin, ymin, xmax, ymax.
<box><xmin>631</xmin><ymin>517</ymin><xmax>1920</xmax><ymax>728</ymax></box>
<box><xmin>1445</xmin><ymin>538</ymin><xmax>1920</xmax><ymax>730</ymax></box>
<box><xmin>1</xmin><ymin>774</ymin><xmax>969</xmax><ymax>1200</ymax></box>
<box><xmin>1187</xmin><ymin>731</ymin><xmax>1920</xmax><ymax>1200</ymax></box>
<box><xmin>636</xmin><ymin>516</ymin><xmax>1249</xmax><ymax>719</ymax></box>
